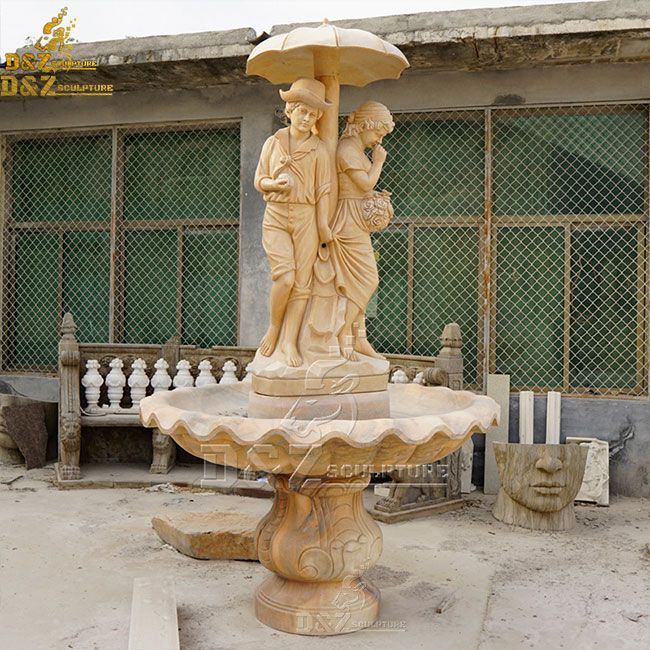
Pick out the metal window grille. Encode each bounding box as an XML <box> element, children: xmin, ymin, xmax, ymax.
<box><xmin>1</xmin><ymin>121</ymin><xmax>240</xmax><ymax>372</ymax></box>
<box><xmin>1</xmin><ymin>104</ymin><xmax>648</xmax><ymax>397</ymax></box>
<box><xmin>365</xmin><ymin>104</ymin><xmax>648</xmax><ymax>396</ymax></box>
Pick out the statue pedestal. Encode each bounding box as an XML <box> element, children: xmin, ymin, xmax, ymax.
<box><xmin>255</xmin><ymin>474</ymin><xmax>382</xmax><ymax>635</ymax></box>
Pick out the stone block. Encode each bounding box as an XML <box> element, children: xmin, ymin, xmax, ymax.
<box><xmin>152</xmin><ymin>511</ymin><xmax>259</xmax><ymax>560</ymax></box>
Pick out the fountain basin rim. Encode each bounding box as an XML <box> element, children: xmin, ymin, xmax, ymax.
<box><xmin>139</xmin><ymin>383</ymin><xmax>500</xmax><ymax>449</ymax></box>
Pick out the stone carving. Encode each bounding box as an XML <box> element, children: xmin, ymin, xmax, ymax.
<box><xmin>151</xmin><ymin>358</ymin><xmax>172</xmax><ymax>393</ymax></box>
<box><xmin>390</xmin><ymin>368</ymin><xmax>409</xmax><ymax>384</ymax></box>
<box><xmin>59</xmin><ymin>411</ymin><xmax>81</xmax><ymax>480</ymax></box>
<box><xmin>254</xmin><ymin>77</ymin><xmax>333</xmax><ymax>368</ymax></box>
<box><xmin>566</xmin><ymin>437</ymin><xmax>609</xmax><ymax>506</ymax></box>
<box><xmin>140</xmin><ymin>20</ymin><xmax>501</xmax><ymax>639</ymax></box>
<box><xmin>242</xmin><ymin>362</ymin><xmax>253</xmax><ymax>383</ymax></box>
<box><xmin>195</xmin><ymin>360</ymin><xmax>216</xmax><ymax>387</ymax></box>
<box><xmin>255</xmin><ymin>475</ymin><xmax>382</xmax><ymax>635</ymax></box>
<box><xmin>173</xmin><ymin>360</ymin><xmax>194</xmax><ymax>388</ymax></box>
<box><xmin>460</xmin><ymin>437</ymin><xmax>475</xmax><ymax>493</ymax></box>
<box><xmin>219</xmin><ymin>360</ymin><xmax>239</xmax><ymax>385</ymax></box>
<box><xmin>81</xmin><ymin>359</ymin><xmax>103</xmax><ymax>411</ymax></box>
<box><xmin>106</xmin><ymin>358</ymin><xmax>126</xmax><ymax>408</ymax></box>
<box><xmin>492</xmin><ymin>442</ymin><xmax>588</xmax><ymax>531</ymax></box>
<box><xmin>150</xmin><ymin>428</ymin><xmax>176</xmax><ymax>475</ymax></box>
<box><xmin>58</xmin><ymin>313</ymin><xmax>81</xmax><ymax>480</ymax></box>
<box><xmin>330</xmin><ymin>102</ymin><xmax>394</xmax><ymax>360</ymax></box>
<box><xmin>128</xmin><ymin>358</ymin><xmax>149</xmax><ymax>407</ymax></box>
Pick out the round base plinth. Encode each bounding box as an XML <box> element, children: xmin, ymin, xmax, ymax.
<box><xmin>255</xmin><ymin>573</ymin><xmax>380</xmax><ymax>636</ymax></box>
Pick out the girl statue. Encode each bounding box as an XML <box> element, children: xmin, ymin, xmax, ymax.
<box><xmin>331</xmin><ymin>101</ymin><xmax>395</xmax><ymax>360</ymax></box>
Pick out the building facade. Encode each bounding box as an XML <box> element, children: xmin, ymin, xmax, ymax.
<box><xmin>1</xmin><ymin>1</ymin><xmax>649</xmax><ymax>495</ymax></box>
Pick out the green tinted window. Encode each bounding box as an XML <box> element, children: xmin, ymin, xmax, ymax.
<box><xmin>570</xmin><ymin>226</ymin><xmax>639</xmax><ymax>389</ymax></box>
<box><xmin>123</xmin><ymin>128</ymin><xmax>240</xmax><ymax>221</ymax></box>
<box><xmin>413</xmin><ymin>227</ymin><xmax>480</xmax><ymax>384</ymax></box>
<box><xmin>124</xmin><ymin>230</ymin><xmax>177</xmax><ymax>343</ymax></box>
<box><xmin>493</xmin><ymin>111</ymin><xmax>646</xmax><ymax>216</ymax></box>
<box><xmin>11</xmin><ymin>135</ymin><xmax>111</xmax><ymax>222</ymax></box>
<box><xmin>63</xmin><ymin>231</ymin><xmax>111</xmax><ymax>343</ymax></box>
<box><xmin>495</xmin><ymin>226</ymin><xmax>565</xmax><ymax>388</ymax></box>
<box><xmin>13</xmin><ymin>232</ymin><xmax>59</xmax><ymax>366</ymax></box>
<box><xmin>367</xmin><ymin>228</ymin><xmax>408</xmax><ymax>353</ymax></box>
<box><xmin>382</xmin><ymin>116</ymin><xmax>484</xmax><ymax>217</ymax></box>
<box><xmin>182</xmin><ymin>228</ymin><xmax>238</xmax><ymax>347</ymax></box>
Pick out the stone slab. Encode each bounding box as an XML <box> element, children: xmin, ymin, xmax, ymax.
<box><xmin>484</xmin><ymin>374</ymin><xmax>510</xmax><ymax>495</ymax></box>
<box><xmin>3</xmin><ymin>403</ymin><xmax>48</xmax><ymax>469</ymax></box>
<box><xmin>370</xmin><ymin>498</ymin><xmax>464</xmax><ymax>524</ymax></box>
<box><xmin>128</xmin><ymin>577</ymin><xmax>179</xmax><ymax>650</ymax></box>
<box><xmin>152</xmin><ymin>511</ymin><xmax>259</xmax><ymax>560</ymax></box>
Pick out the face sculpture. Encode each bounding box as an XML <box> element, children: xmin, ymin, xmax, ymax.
<box><xmin>285</xmin><ymin>102</ymin><xmax>321</xmax><ymax>135</ymax></box>
<box><xmin>493</xmin><ymin>443</ymin><xmax>587</xmax><ymax>512</ymax></box>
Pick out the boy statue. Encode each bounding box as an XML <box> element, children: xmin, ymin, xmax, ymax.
<box><xmin>254</xmin><ymin>77</ymin><xmax>333</xmax><ymax>367</ymax></box>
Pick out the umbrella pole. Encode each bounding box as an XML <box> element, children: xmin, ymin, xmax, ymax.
<box><xmin>316</xmin><ymin>74</ymin><xmax>340</xmax><ymax>222</ymax></box>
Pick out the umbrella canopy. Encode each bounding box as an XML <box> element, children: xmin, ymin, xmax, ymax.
<box><xmin>246</xmin><ymin>21</ymin><xmax>409</xmax><ymax>86</ymax></box>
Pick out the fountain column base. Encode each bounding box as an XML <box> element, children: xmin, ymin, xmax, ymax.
<box><xmin>255</xmin><ymin>474</ymin><xmax>382</xmax><ymax>635</ymax></box>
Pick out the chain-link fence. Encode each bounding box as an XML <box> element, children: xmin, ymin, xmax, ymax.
<box><xmin>1</xmin><ymin>121</ymin><xmax>240</xmax><ymax>372</ymax></box>
<box><xmin>1</xmin><ymin>104</ymin><xmax>648</xmax><ymax>396</ymax></box>
<box><xmin>369</xmin><ymin>104</ymin><xmax>648</xmax><ymax>395</ymax></box>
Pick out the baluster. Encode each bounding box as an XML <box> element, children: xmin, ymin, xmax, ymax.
<box><xmin>242</xmin><ymin>362</ymin><xmax>253</xmax><ymax>384</ymax></box>
<box><xmin>219</xmin><ymin>359</ymin><xmax>239</xmax><ymax>385</ymax></box>
<box><xmin>81</xmin><ymin>359</ymin><xmax>103</xmax><ymax>411</ymax></box>
<box><xmin>106</xmin><ymin>358</ymin><xmax>126</xmax><ymax>409</ymax></box>
<box><xmin>390</xmin><ymin>368</ymin><xmax>409</xmax><ymax>384</ymax></box>
<box><xmin>129</xmin><ymin>358</ymin><xmax>149</xmax><ymax>408</ymax></box>
<box><xmin>196</xmin><ymin>359</ymin><xmax>217</xmax><ymax>387</ymax></box>
<box><xmin>151</xmin><ymin>359</ymin><xmax>172</xmax><ymax>393</ymax></box>
<box><xmin>173</xmin><ymin>360</ymin><xmax>194</xmax><ymax>388</ymax></box>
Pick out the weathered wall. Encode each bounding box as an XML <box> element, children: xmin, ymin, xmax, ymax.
<box><xmin>1</xmin><ymin>58</ymin><xmax>649</xmax><ymax>495</ymax></box>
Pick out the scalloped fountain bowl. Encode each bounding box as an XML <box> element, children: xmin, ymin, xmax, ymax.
<box><xmin>140</xmin><ymin>382</ymin><xmax>499</xmax><ymax>636</ymax></box>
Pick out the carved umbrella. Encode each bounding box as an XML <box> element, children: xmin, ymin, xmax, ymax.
<box><xmin>246</xmin><ymin>19</ymin><xmax>409</xmax><ymax>214</ymax></box>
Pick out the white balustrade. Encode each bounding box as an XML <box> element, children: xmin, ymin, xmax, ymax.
<box><xmin>242</xmin><ymin>362</ymin><xmax>253</xmax><ymax>383</ymax></box>
<box><xmin>106</xmin><ymin>358</ymin><xmax>127</xmax><ymax>408</ymax></box>
<box><xmin>196</xmin><ymin>360</ymin><xmax>217</xmax><ymax>387</ymax></box>
<box><xmin>151</xmin><ymin>359</ymin><xmax>172</xmax><ymax>393</ymax></box>
<box><xmin>129</xmin><ymin>358</ymin><xmax>150</xmax><ymax>407</ymax></box>
<box><xmin>173</xmin><ymin>360</ymin><xmax>194</xmax><ymax>388</ymax></box>
<box><xmin>219</xmin><ymin>360</ymin><xmax>239</xmax><ymax>385</ymax></box>
<box><xmin>81</xmin><ymin>359</ymin><xmax>103</xmax><ymax>410</ymax></box>
<box><xmin>413</xmin><ymin>371</ymin><xmax>425</xmax><ymax>385</ymax></box>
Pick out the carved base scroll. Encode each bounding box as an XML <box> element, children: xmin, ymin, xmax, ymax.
<box><xmin>255</xmin><ymin>474</ymin><xmax>382</xmax><ymax>635</ymax></box>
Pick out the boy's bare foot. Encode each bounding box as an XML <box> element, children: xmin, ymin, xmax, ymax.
<box><xmin>282</xmin><ymin>342</ymin><xmax>302</xmax><ymax>367</ymax></box>
<box><xmin>338</xmin><ymin>331</ymin><xmax>359</xmax><ymax>362</ymax></box>
<box><xmin>259</xmin><ymin>325</ymin><xmax>280</xmax><ymax>357</ymax></box>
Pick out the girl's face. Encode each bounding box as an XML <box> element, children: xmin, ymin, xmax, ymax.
<box><xmin>360</xmin><ymin>127</ymin><xmax>387</xmax><ymax>148</ymax></box>
<box><xmin>288</xmin><ymin>103</ymin><xmax>320</xmax><ymax>134</ymax></box>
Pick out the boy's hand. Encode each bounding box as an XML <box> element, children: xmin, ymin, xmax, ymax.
<box><xmin>372</xmin><ymin>144</ymin><xmax>387</xmax><ymax>164</ymax></box>
<box><xmin>273</xmin><ymin>173</ymin><xmax>293</xmax><ymax>192</ymax></box>
<box><xmin>319</xmin><ymin>225</ymin><xmax>333</xmax><ymax>244</ymax></box>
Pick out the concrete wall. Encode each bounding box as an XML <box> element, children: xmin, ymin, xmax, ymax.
<box><xmin>1</xmin><ymin>59</ymin><xmax>649</xmax><ymax>495</ymax></box>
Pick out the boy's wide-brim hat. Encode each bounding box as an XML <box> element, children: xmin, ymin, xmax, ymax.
<box><xmin>279</xmin><ymin>78</ymin><xmax>332</xmax><ymax>111</ymax></box>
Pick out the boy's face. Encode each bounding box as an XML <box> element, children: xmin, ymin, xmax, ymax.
<box><xmin>288</xmin><ymin>103</ymin><xmax>320</xmax><ymax>134</ymax></box>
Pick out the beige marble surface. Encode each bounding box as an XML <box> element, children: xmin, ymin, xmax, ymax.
<box><xmin>140</xmin><ymin>383</ymin><xmax>499</xmax><ymax>475</ymax></box>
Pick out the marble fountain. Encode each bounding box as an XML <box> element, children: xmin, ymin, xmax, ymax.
<box><xmin>141</xmin><ymin>21</ymin><xmax>500</xmax><ymax>637</ymax></box>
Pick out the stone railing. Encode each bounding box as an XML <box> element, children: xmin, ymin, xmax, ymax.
<box><xmin>58</xmin><ymin>313</ymin><xmax>464</xmax><ymax>486</ymax></box>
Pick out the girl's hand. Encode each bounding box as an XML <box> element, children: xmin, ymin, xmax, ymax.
<box><xmin>372</xmin><ymin>144</ymin><xmax>387</xmax><ymax>164</ymax></box>
<box><xmin>319</xmin><ymin>225</ymin><xmax>333</xmax><ymax>244</ymax></box>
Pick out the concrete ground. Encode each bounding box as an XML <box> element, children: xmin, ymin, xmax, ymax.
<box><xmin>0</xmin><ymin>464</ymin><xmax>648</xmax><ymax>650</ymax></box>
